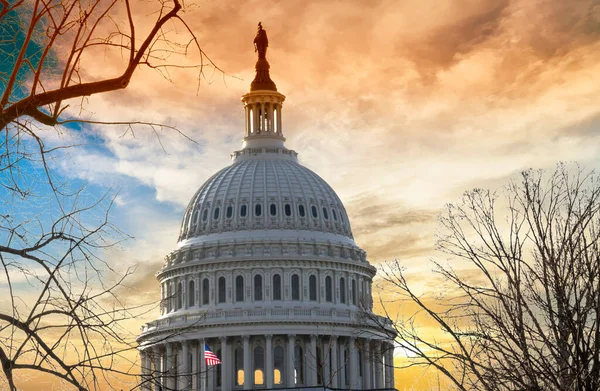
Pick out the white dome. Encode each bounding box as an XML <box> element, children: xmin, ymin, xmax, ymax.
<box><xmin>178</xmin><ymin>151</ymin><xmax>354</xmax><ymax>243</ymax></box>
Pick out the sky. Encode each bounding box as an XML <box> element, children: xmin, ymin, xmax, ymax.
<box><xmin>4</xmin><ymin>0</ymin><xmax>600</xmax><ymax>389</ymax></box>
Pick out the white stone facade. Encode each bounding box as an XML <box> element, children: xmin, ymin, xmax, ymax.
<box><xmin>138</xmin><ymin>46</ymin><xmax>396</xmax><ymax>391</ymax></box>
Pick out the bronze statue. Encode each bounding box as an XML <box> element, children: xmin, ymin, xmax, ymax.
<box><xmin>254</xmin><ymin>22</ymin><xmax>268</xmax><ymax>59</ymax></box>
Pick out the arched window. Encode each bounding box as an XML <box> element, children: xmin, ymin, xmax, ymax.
<box><xmin>240</xmin><ymin>204</ymin><xmax>247</xmax><ymax>217</ymax></box>
<box><xmin>254</xmin><ymin>275</ymin><xmax>263</xmax><ymax>301</ymax></box>
<box><xmin>188</xmin><ymin>280</ymin><xmax>195</xmax><ymax>307</ymax></box>
<box><xmin>309</xmin><ymin>275</ymin><xmax>317</xmax><ymax>301</ymax></box>
<box><xmin>218</xmin><ymin>277</ymin><xmax>226</xmax><ymax>303</ymax></box>
<box><xmin>291</xmin><ymin>274</ymin><xmax>300</xmax><ymax>301</ymax></box>
<box><xmin>202</xmin><ymin>278</ymin><xmax>209</xmax><ymax>305</ymax></box>
<box><xmin>236</xmin><ymin>275</ymin><xmax>245</xmax><ymax>302</ymax></box>
<box><xmin>177</xmin><ymin>282</ymin><xmax>183</xmax><ymax>310</ymax></box>
<box><xmin>284</xmin><ymin>204</ymin><xmax>292</xmax><ymax>216</ymax></box>
<box><xmin>254</xmin><ymin>346</ymin><xmax>264</xmax><ymax>385</ymax></box>
<box><xmin>235</xmin><ymin>347</ymin><xmax>244</xmax><ymax>385</ymax></box>
<box><xmin>273</xmin><ymin>274</ymin><xmax>282</xmax><ymax>301</ymax></box>
<box><xmin>352</xmin><ymin>279</ymin><xmax>357</xmax><ymax>305</ymax></box>
<box><xmin>340</xmin><ymin>277</ymin><xmax>346</xmax><ymax>304</ymax></box>
<box><xmin>213</xmin><ymin>207</ymin><xmax>220</xmax><ymax>220</ymax></box>
<box><xmin>274</xmin><ymin>345</ymin><xmax>284</xmax><ymax>385</ymax></box>
<box><xmin>298</xmin><ymin>204</ymin><xmax>306</xmax><ymax>217</ymax></box>
<box><xmin>332</xmin><ymin>209</ymin><xmax>338</xmax><ymax>221</ymax></box>
<box><xmin>226</xmin><ymin>205</ymin><xmax>233</xmax><ymax>218</ymax></box>
<box><xmin>255</xmin><ymin>204</ymin><xmax>262</xmax><ymax>217</ymax></box>
<box><xmin>325</xmin><ymin>276</ymin><xmax>332</xmax><ymax>302</ymax></box>
<box><xmin>322</xmin><ymin>207</ymin><xmax>329</xmax><ymax>220</ymax></box>
<box><xmin>311</xmin><ymin>205</ymin><xmax>318</xmax><ymax>218</ymax></box>
<box><xmin>294</xmin><ymin>345</ymin><xmax>304</xmax><ymax>385</ymax></box>
<box><xmin>270</xmin><ymin>204</ymin><xmax>277</xmax><ymax>216</ymax></box>
<box><xmin>192</xmin><ymin>210</ymin><xmax>198</xmax><ymax>224</ymax></box>
<box><xmin>202</xmin><ymin>209</ymin><xmax>208</xmax><ymax>221</ymax></box>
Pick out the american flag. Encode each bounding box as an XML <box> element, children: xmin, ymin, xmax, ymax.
<box><xmin>204</xmin><ymin>343</ymin><xmax>221</xmax><ymax>366</ymax></box>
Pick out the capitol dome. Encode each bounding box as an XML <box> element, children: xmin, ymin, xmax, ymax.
<box><xmin>179</xmin><ymin>157</ymin><xmax>354</xmax><ymax>243</ymax></box>
<box><xmin>138</xmin><ymin>23</ymin><xmax>396</xmax><ymax>391</ymax></box>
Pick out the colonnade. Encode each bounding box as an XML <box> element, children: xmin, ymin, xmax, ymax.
<box><xmin>140</xmin><ymin>334</ymin><xmax>394</xmax><ymax>390</ymax></box>
<box><xmin>244</xmin><ymin>100</ymin><xmax>283</xmax><ymax>136</ymax></box>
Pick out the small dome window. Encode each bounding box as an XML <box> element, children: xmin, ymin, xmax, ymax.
<box><xmin>322</xmin><ymin>207</ymin><xmax>329</xmax><ymax>220</ymax></box>
<box><xmin>270</xmin><ymin>204</ymin><xmax>277</xmax><ymax>216</ymax></box>
<box><xmin>255</xmin><ymin>204</ymin><xmax>262</xmax><ymax>217</ymax></box>
<box><xmin>192</xmin><ymin>210</ymin><xmax>198</xmax><ymax>223</ymax></box>
<box><xmin>284</xmin><ymin>204</ymin><xmax>292</xmax><ymax>216</ymax></box>
<box><xmin>298</xmin><ymin>204</ymin><xmax>306</xmax><ymax>217</ymax></box>
<box><xmin>240</xmin><ymin>204</ymin><xmax>247</xmax><ymax>217</ymax></box>
<box><xmin>226</xmin><ymin>205</ymin><xmax>233</xmax><ymax>218</ymax></box>
<box><xmin>311</xmin><ymin>205</ymin><xmax>318</xmax><ymax>218</ymax></box>
<box><xmin>213</xmin><ymin>207</ymin><xmax>220</xmax><ymax>220</ymax></box>
<box><xmin>202</xmin><ymin>209</ymin><xmax>208</xmax><ymax>221</ymax></box>
<box><xmin>332</xmin><ymin>209</ymin><xmax>338</xmax><ymax>221</ymax></box>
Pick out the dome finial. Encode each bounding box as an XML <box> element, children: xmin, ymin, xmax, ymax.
<box><xmin>251</xmin><ymin>22</ymin><xmax>277</xmax><ymax>91</ymax></box>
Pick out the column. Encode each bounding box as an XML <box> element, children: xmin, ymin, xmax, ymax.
<box><xmin>195</xmin><ymin>276</ymin><xmax>200</xmax><ymax>307</ymax></box>
<box><xmin>243</xmin><ymin>336</ymin><xmax>252</xmax><ymax>389</ymax></box>
<box><xmin>160</xmin><ymin>284</ymin><xmax>165</xmax><ymax>315</ymax></box>
<box><xmin>374</xmin><ymin>341</ymin><xmax>383</xmax><ymax>389</ymax></box>
<box><xmin>170</xmin><ymin>281</ymin><xmax>175</xmax><ymax>312</ymax></box>
<box><xmin>179</xmin><ymin>341</ymin><xmax>189</xmax><ymax>390</ymax></box>
<box><xmin>191</xmin><ymin>342</ymin><xmax>198</xmax><ymax>391</ymax></box>
<box><xmin>277</xmin><ymin>105</ymin><xmax>282</xmax><ymax>134</ymax></box>
<box><xmin>266</xmin><ymin>335</ymin><xmax>273</xmax><ymax>389</ymax></box>
<box><xmin>330</xmin><ymin>336</ymin><xmax>338</xmax><ymax>388</ymax></box>
<box><xmin>260</xmin><ymin>102</ymin><xmax>266</xmax><ymax>132</ymax></box>
<box><xmin>339</xmin><ymin>340</ymin><xmax>346</xmax><ymax>389</ymax></box>
<box><xmin>287</xmin><ymin>334</ymin><xmax>296</xmax><ymax>387</ymax></box>
<box><xmin>245</xmin><ymin>105</ymin><xmax>250</xmax><ymax>135</ymax></box>
<box><xmin>268</xmin><ymin>103</ymin><xmax>274</xmax><ymax>132</ymax></box>
<box><xmin>323</xmin><ymin>339</ymin><xmax>331</xmax><ymax>388</ymax></box>
<box><xmin>182</xmin><ymin>278</ymin><xmax>187</xmax><ymax>309</ymax></box>
<box><xmin>152</xmin><ymin>346</ymin><xmax>162</xmax><ymax>391</ymax></box>
<box><xmin>385</xmin><ymin>343</ymin><xmax>394</xmax><ymax>389</ymax></box>
<box><xmin>253</xmin><ymin>104</ymin><xmax>259</xmax><ymax>134</ymax></box>
<box><xmin>363</xmin><ymin>340</ymin><xmax>372</xmax><ymax>390</ymax></box>
<box><xmin>350</xmin><ymin>337</ymin><xmax>360</xmax><ymax>389</ymax></box>
<box><xmin>220</xmin><ymin>337</ymin><xmax>228</xmax><ymax>391</ymax></box>
<box><xmin>166</xmin><ymin>343</ymin><xmax>175</xmax><ymax>390</ymax></box>
<box><xmin>308</xmin><ymin>335</ymin><xmax>317</xmax><ymax>386</ymax></box>
<box><xmin>199</xmin><ymin>338</ymin><xmax>205</xmax><ymax>391</ymax></box>
<box><xmin>140</xmin><ymin>350</ymin><xmax>149</xmax><ymax>391</ymax></box>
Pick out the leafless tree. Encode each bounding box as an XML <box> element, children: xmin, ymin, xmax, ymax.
<box><xmin>373</xmin><ymin>164</ymin><xmax>600</xmax><ymax>391</ymax></box>
<box><xmin>0</xmin><ymin>0</ymin><xmax>218</xmax><ymax>389</ymax></box>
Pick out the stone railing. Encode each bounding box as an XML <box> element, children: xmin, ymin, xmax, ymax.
<box><xmin>140</xmin><ymin>307</ymin><xmax>392</xmax><ymax>334</ymax></box>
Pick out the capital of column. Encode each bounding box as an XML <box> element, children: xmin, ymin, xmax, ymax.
<box><xmin>265</xmin><ymin>334</ymin><xmax>273</xmax><ymax>340</ymax></box>
<box><xmin>220</xmin><ymin>336</ymin><xmax>227</xmax><ymax>343</ymax></box>
<box><xmin>243</xmin><ymin>335</ymin><xmax>250</xmax><ymax>342</ymax></box>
